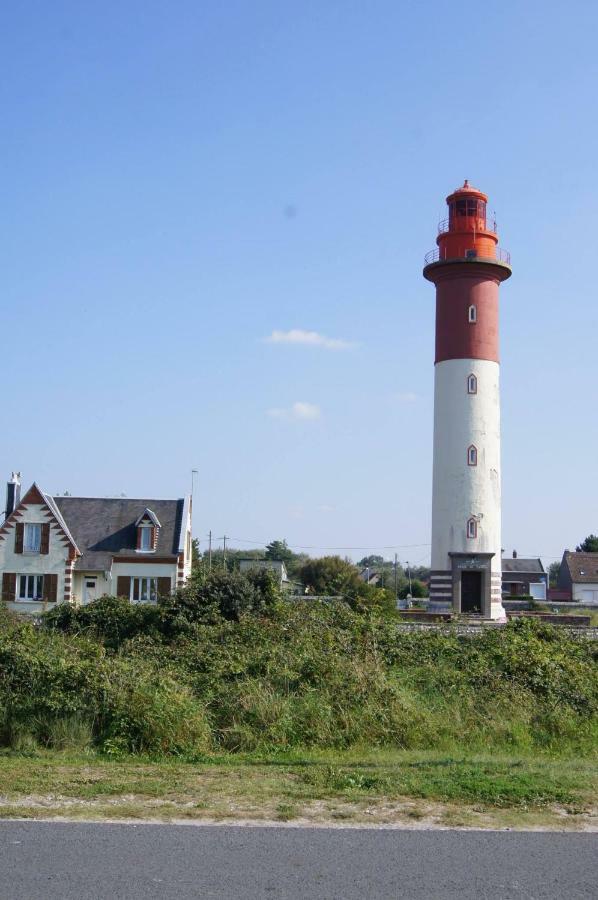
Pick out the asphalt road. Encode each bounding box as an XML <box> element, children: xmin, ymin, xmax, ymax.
<box><xmin>0</xmin><ymin>821</ymin><xmax>595</xmax><ymax>899</ymax></box>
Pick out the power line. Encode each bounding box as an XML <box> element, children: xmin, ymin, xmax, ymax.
<box><xmin>219</xmin><ymin>535</ymin><xmax>431</xmax><ymax>552</ymax></box>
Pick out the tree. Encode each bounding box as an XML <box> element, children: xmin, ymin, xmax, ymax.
<box><xmin>398</xmin><ymin>579</ymin><xmax>428</xmax><ymax>600</ymax></box>
<box><xmin>265</xmin><ymin>539</ymin><xmax>294</xmax><ymax>563</ymax></box>
<box><xmin>358</xmin><ymin>555</ymin><xmax>384</xmax><ymax>568</ymax></box>
<box><xmin>548</xmin><ymin>561</ymin><xmax>561</xmax><ymax>587</ymax></box>
<box><xmin>576</xmin><ymin>535</ymin><xmax>598</xmax><ymax>552</ymax></box>
<box><xmin>191</xmin><ymin>538</ymin><xmax>201</xmax><ymax>568</ymax></box>
<box><xmin>162</xmin><ymin>568</ymin><xmax>281</xmax><ymax>623</ymax></box>
<box><xmin>299</xmin><ymin>556</ymin><xmax>363</xmax><ymax>597</ymax></box>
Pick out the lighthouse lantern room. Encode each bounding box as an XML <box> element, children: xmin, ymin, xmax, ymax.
<box><xmin>423</xmin><ymin>181</ymin><xmax>511</xmax><ymax>619</ymax></box>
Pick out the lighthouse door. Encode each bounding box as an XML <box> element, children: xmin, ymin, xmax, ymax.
<box><xmin>461</xmin><ymin>571</ymin><xmax>482</xmax><ymax>614</ymax></box>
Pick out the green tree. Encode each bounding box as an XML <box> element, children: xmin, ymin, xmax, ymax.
<box><xmin>265</xmin><ymin>539</ymin><xmax>294</xmax><ymax>563</ymax></box>
<box><xmin>161</xmin><ymin>568</ymin><xmax>281</xmax><ymax>624</ymax></box>
<box><xmin>576</xmin><ymin>535</ymin><xmax>598</xmax><ymax>552</ymax></box>
<box><xmin>299</xmin><ymin>555</ymin><xmax>363</xmax><ymax>596</ymax></box>
<box><xmin>548</xmin><ymin>560</ymin><xmax>561</xmax><ymax>587</ymax></box>
<box><xmin>191</xmin><ymin>538</ymin><xmax>201</xmax><ymax>568</ymax></box>
<box><xmin>358</xmin><ymin>555</ymin><xmax>384</xmax><ymax>568</ymax></box>
<box><xmin>398</xmin><ymin>578</ymin><xmax>428</xmax><ymax>600</ymax></box>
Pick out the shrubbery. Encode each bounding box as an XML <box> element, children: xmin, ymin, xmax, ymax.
<box><xmin>1</xmin><ymin>588</ymin><xmax>596</xmax><ymax>757</ymax></box>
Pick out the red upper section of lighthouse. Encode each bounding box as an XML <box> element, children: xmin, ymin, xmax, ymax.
<box><xmin>423</xmin><ymin>182</ymin><xmax>512</xmax><ymax>365</ymax></box>
<box><xmin>424</xmin><ymin>180</ymin><xmax>510</xmax><ymax>267</ymax></box>
<box><xmin>439</xmin><ymin>180</ymin><xmax>497</xmax><ymax>261</ymax></box>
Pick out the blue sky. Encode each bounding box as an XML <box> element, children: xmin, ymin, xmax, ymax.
<box><xmin>2</xmin><ymin>1</ymin><xmax>597</xmax><ymax>567</ymax></box>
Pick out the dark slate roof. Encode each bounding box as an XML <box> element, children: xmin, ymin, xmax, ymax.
<box><xmin>562</xmin><ymin>552</ymin><xmax>598</xmax><ymax>584</ymax></box>
<box><xmin>501</xmin><ymin>558</ymin><xmax>545</xmax><ymax>574</ymax></box>
<box><xmin>52</xmin><ymin>496</ymin><xmax>184</xmax><ymax>571</ymax></box>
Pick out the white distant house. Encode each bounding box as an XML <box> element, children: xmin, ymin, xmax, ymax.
<box><xmin>557</xmin><ymin>552</ymin><xmax>598</xmax><ymax>605</ymax></box>
<box><xmin>0</xmin><ymin>473</ymin><xmax>192</xmax><ymax>614</ymax></box>
<box><xmin>238</xmin><ymin>558</ymin><xmax>289</xmax><ymax>588</ymax></box>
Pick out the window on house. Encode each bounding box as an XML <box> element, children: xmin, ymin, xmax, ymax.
<box><xmin>467</xmin><ymin>374</ymin><xmax>477</xmax><ymax>394</ymax></box>
<box><xmin>468</xmin><ymin>305</ymin><xmax>477</xmax><ymax>323</ymax></box>
<box><xmin>18</xmin><ymin>574</ymin><xmax>44</xmax><ymax>601</ymax></box>
<box><xmin>467</xmin><ymin>518</ymin><xmax>477</xmax><ymax>539</ymax></box>
<box><xmin>139</xmin><ymin>525</ymin><xmax>153</xmax><ymax>551</ymax></box>
<box><xmin>468</xmin><ymin>445</ymin><xmax>478</xmax><ymax>466</ymax></box>
<box><xmin>131</xmin><ymin>577</ymin><xmax>158</xmax><ymax>603</ymax></box>
<box><xmin>24</xmin><ymin>523</ymin><xmax>42</xmax><ymax>553</ymax></box>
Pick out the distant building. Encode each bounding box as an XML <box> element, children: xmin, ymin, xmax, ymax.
<box><xmin>359</xmin><ymin>568</ymin><xmax>382</xmax><ymax>586</ymax></box>
<box><xmin>501</xmin><ymin>552</ymin><xmax>547</xmax><ymax>599</ymax></box>
<box><xmin>238</xmin><ymin>558</ymin><xmax>289</xmax><ymax>588</ymax></box>
<box><xmin>0</xmin><ymin>472</ymin><xmax>192</xmax><ymax>613</ymax></box>
<box><xmin>557</xmin><ymin>551</ymin><xmax>598</xmax><ymax>605</ymax></box>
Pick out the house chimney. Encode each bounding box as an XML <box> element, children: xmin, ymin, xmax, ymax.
<box><xmin>512</xmin><ymin>550</ymin><xmax>517</xmax><ymax>559</ymax></box>
<box><xmin>5</xmin><ymin>472</ymin><xmax>21</xmax><ymax>520</ymax></box>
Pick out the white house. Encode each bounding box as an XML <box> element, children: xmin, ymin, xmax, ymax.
<box><xmin>557</xmin><ymin>551</ymin><xmax>598</xmax><ymax>605</ymax></box>
<box><xmin>0</xmin><ymin>473</ymin><xmax>192</xmax><ymax>614</ymax></box>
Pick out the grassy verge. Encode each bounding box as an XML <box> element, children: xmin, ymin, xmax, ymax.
<box><xmin>0</xmin><ymin>749</ymin><xmax>595</xmax><ymax>831</ymax></box>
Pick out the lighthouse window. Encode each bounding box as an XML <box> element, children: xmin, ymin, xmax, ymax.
<box><xmin>468</xmin><ymin>305</ymin><xmax>477</xmax><ymax>323</ymax></box>
<box><xmin>467</xmin><ymin>445</ymin><xmax>478</xmax><ymax>466</ymax></box>
<box><xmin>467</xmin><ymin>518</ymin><xmax>478</xmax><ymax>539</ymax></box>
<box><xmin>454</xmin><ymin>199</ymin><xmax>484</xmax><ymax>217</ymax></box>
<box><xmin>467</xmin><ymin>374</ymin><xmax>477</xmax><ymax>394</ymax></box>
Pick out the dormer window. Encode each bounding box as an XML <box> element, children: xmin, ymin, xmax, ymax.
<box><xmin>468</xmin><ymin>305</ymin><xmax>477</xmax><ymax>323</ymax></box>
<box><xmin>135</xmin><ymin>508</ymin><xmax>161</xmax><ymax>553</ymax></box>
<box><xmin>139</xmin><ymin>526</ymin><xmax>153</xmax><ymax>551</ymax></box>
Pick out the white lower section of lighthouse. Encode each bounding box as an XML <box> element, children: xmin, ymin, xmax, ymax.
<box><xmin>430</xmin><ymin>358</ymin><xmax>505</xmax><ymax>619</ymax></box>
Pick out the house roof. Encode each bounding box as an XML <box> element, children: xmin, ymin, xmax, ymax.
<box><xmin>561</xmin><ymin>551</ymin><xmax>598</xmax><ymax>584</ymax></box>
<box><xmin>135</xmin><ymin>508</ymin><xmax>162</xmax><ymax>528</ymax></box>
<box><xmin>52</xmin><ymin>496</ymin><xmax>184</xmax><ymax>571</ymax></box>
<box><xmin>501</xmin><ymin>558</ymin><xmax>544</xmax><ymax>574</ymax></box>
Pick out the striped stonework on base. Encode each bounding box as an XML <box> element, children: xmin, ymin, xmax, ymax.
<box><xmin>429</xmin><ymin>571</ymin><xmax>452</xmax><ymax>597</ymax></box>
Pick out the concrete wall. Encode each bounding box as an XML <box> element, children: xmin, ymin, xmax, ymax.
<box><xmin>0</xmin><ymin>502</ymin><xmax>69</xmax><ymax>614</ymax></box>
<box><xmin>431</xmin><ymin>358</ymin><xmax>502</xmax><ymax>613</ymax></box>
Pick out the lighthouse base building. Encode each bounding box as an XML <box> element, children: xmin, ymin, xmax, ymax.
<box><xmin>424</xmin><ymin>182</ymin><xmax>510</xmax><ymax>619</ymax></box>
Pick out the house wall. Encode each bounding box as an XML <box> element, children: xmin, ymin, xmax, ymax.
<box><xmin>572</xmin><ymin>582</ymin><xmax>598</xmax><ymax>605</ymax></box>
<box><xmin>0</xmin><ymin>502</ymin><xmax>69</xmax><ymax>614</ymax></box>
<box><xmin>502</xmin><ymin>572</ymin><xmax>547</xmax><ymax>595</ymax></box>
<box><xmin>72</xmin><ymin>571</ymin><xmax>111</xmax><ymax>604</ymax></box>
<box><xmin>178</xmin><ymin>497</ymin><xmax>193</xmax><ymax>587</ymax></box>
<box><xmin>111</xmin><ymin>561</ymin><xmax>177</xmax><ymax>600</ymax></box>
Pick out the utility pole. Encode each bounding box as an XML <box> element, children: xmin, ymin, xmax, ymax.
<box><xmin>223</xmin><ymin>535</ymin><xmax>227</xmax><ymax>570</ymax></box>
<box><xmin>394</xmin><ymin>553</ymin><xmax>398</xmax><ymax>604</ymax></box>
<box><xmin>407</xmin><ymin>560</ymin><xmax>412</xmax><ymax>596</ymax></box>
<box><xmin>208</xmin><ymin>530</ymin><xmax>212</xmax><ymax>571</ymax></box>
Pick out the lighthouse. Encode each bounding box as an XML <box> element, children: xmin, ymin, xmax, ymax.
<box><xmin>423</xmin><ymin>181</ymin><xmax>511</xmax><ymax>619</ymax></box>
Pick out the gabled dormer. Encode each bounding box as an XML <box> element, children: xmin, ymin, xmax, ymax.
<box><xmin>135</xmin><ymin>508</ymin><xmax>161</xmax><ymax>552</ymax></box>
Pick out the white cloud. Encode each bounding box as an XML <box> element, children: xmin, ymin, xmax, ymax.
<box><xmin>396</xmin><ymin>391</ymin><xmax>419</xmax><ymax>404</ymax></box>
<box><xmin>267</xmin><ymin>401</ymin><xmax>322</xmax><ymax>422</ymax></box>
<box><xmin>264</xmin><ymin>329</ymin><xmax>356</xmax><ymax>350</ymax></box>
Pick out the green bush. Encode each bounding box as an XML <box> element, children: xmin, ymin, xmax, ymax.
<box><xmin>3</xmin><ymin>599</ymin><xmax>596</xmax><ymax>757</ymax></box>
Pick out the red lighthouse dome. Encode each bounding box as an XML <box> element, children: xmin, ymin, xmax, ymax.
<box><xmin>425</xmin><ymin>180</ymin><xmax>511</xmax><ymax>268</ymax></box>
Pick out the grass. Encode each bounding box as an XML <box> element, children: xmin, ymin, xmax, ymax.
<box><xmin>0</xmin><ymin>748</ymin><xmax>595</xmax><ymax>830</ymax></box>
